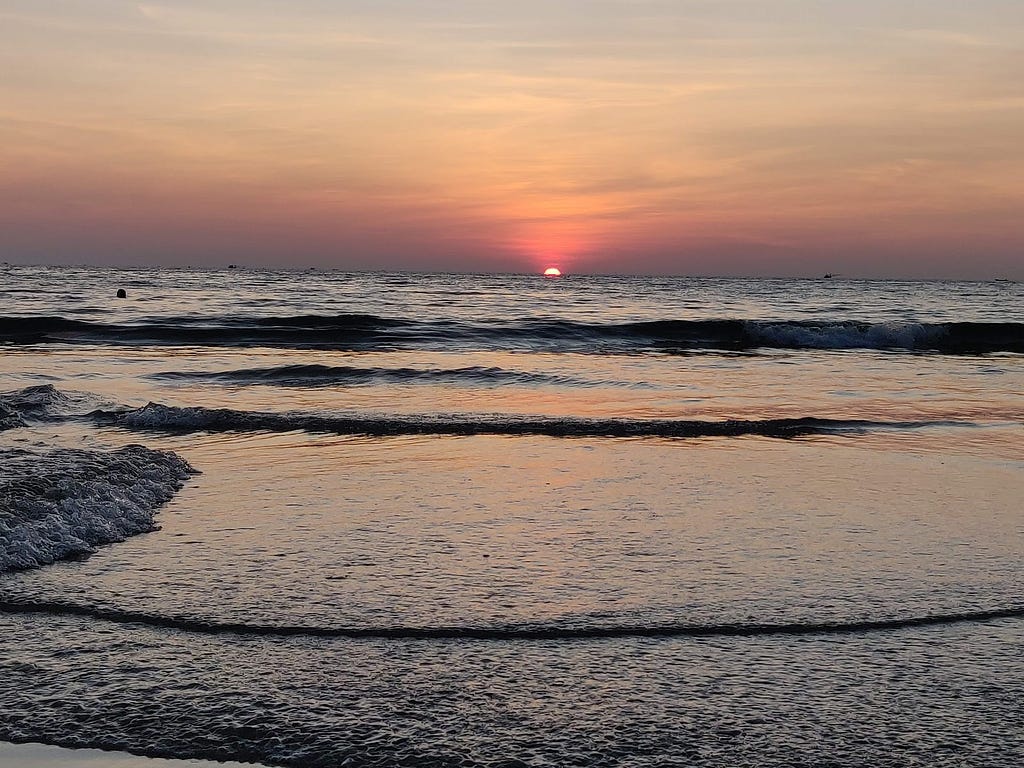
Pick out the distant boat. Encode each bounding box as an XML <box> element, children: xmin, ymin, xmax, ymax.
<box><xmin>823</xmin><ymin>273</ymin><xmax>836</xmax><ymax>279</ymax></box>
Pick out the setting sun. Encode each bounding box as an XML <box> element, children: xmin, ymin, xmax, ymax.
<box><xmin>543</xmin><ymin>267</ymin><xmax>562</xmax><ymax>277</ymax></box>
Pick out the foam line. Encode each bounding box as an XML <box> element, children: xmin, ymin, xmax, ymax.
<box><xmin>0</xmin><ymin>598</ymin><xmax>1019</xmax><ymax>640</ymax></box>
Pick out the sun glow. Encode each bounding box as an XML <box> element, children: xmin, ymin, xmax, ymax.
<box><xmin>543</xmin><ymin>267</ymin><xmax>562</xmax><ymax>277</ymax></box>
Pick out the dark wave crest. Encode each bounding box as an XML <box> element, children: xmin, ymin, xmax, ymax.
<box><xmin>150</xmin><ymin>364</ymin><xmax>587</xmax><ymax>388</ymax></box>
<box><xmin>3</xmin><ymin>314</ymin><xmax>1022</xmax><ymax>353</ymax></box>
<box><xmin>0</xmin><ymin>384</ymin><xmax>74</xmax><ymax>431</ymax></box>
<box><xmin>90</xmin><ymin>403</ymin><xmax>943</xmax><ymax>439</ymax></box>
<box><xmin>0</xmin><ymin>314</ymin><xmax>407</xmax><ymax>347</ymax></box>
<box><xmin>0</xmin><ymin>598</ymin><xmax>1019</xmax><ymax>640</ymax></box>
<box><xmin>616</xmin><ymin>319</ymin><xmax>1024</xmax><ymax>353</ymax></box>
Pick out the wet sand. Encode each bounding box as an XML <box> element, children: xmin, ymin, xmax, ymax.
<box><xmin>0</xmin><ymin>742</ymin><xmax>257</xmax><ymax>767</ymax></box>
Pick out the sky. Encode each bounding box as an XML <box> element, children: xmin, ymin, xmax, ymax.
<box><xmin>1</xmin><ymin>1</ymin><xmax>1022</xmax><ymax>277</ymax></box>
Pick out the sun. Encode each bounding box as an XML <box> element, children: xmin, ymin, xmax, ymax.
<box><xmin>543</xmin><ymin>267</ymin><xmax>562</xmax><ymax>277</ymax></box>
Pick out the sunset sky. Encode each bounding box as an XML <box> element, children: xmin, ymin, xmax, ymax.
<box><xmin>2</xmin><ymin>1</ymin><xmax>1022</xmax><ymax>277</ymax></box>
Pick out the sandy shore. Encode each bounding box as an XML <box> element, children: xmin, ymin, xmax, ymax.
<box><xmin>0</xmin><ymin>742</ymin><xmax>258</xmax><ymax>767</ymax></box>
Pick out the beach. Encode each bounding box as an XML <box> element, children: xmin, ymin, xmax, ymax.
<box><xmin>0</xmin><ymin>742</ymin><xmax>254</xmax><ymax>768</ymax></box>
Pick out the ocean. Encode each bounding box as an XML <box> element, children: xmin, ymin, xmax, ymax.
<box><xmin>1</xmin><ymin>265</ymin><xmax>1021</xmax><ymax>767</ymax></box>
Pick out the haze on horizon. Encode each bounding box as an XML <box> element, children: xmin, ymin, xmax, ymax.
<box><xmin>2</xmin><ymin>1</ymin><xmax>1022</xmax><ymax>279</ymax></box>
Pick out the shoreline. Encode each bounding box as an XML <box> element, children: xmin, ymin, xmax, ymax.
<box><xmin>0</xmin><ymin>741</ymin><xmax>259</xmax><ymax>767</ymax></box>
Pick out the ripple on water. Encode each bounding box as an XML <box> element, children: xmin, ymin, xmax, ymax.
<box><xmin>0</xmin><ymin>613</ymin><xmax>1020</xmax><ymax>767</ymax></box>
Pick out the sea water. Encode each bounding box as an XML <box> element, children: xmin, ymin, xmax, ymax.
<box><xmin>0</xmin><ymin>266</ymin><xmax>1022</xmax><ymax>766</ymax></box>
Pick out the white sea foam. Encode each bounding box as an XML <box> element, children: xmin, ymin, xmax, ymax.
<box><xmin>0</xmin><ymin>402</ymin><xmax>24</xmax><ymax>431</ymax></box>
<box><xmin>747</xmin><ymin>321</ymin><xmax>945</xmax><ymax>350</ymax></box>
<box><xmin>0</xmin><ymin>445</ymin><xmax>197</xmax><ymax>572</ymax></box>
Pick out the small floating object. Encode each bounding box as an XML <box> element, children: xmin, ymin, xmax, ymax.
<box><xmin>116</xmin><ymin>288</ymin><xmax>127</xmax><ymax>298</ymax></box>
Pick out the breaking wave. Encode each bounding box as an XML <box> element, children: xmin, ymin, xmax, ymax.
<box><xmin>0</xmin><ymin>597</ymin><xmax>1019</xmax><ymax>640</ymax></box>
<box><xmin>0</xmin><ymin>445</ymin><xmax>197</xmax><ymax>572</ymax></box>
<box><xmin>3</xmin><ymin>314</ymin><xmax>1022</xmax><ymax>354</ymax></box>
<box><xmin>90</xmin><ymin>402</ymin><xmax>947</xmax><ymax>439</ymax></box>
<box><xmin>0</xmin><ymin>385</ymin><xmax>74</xmax><ymax>431</ymax></box>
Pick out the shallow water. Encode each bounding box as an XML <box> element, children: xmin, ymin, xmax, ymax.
<box><xmin>1</xmin><ymin>267</ymin><xmax>1022</xmax><ymax>766</ymax></box>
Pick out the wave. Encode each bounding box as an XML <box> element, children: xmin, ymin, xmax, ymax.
<box><xmin>621</xmin><ymin>319</ymin><xmax>1024</xmax><ymax>353</ymax></box>
<box><xmin>0</xmin><ymin>384</ymin><xmax>76</xmax><ymax>431</ymax></box>
<box><xmin>0</xmin><ymin>597</ymin><xmax>1019</xmax><ymax>640</ymax></box>
<box><xmin>0</xmin><ymin>313</ymin><xmax>407</xmax><ymax>348</ymax></box>
<box><xmin>3</xmin><ymin>314</ymin><xmax>1022</xmax><ymax>353</ymax></box>
<box><xmin>150</xmin><ymin>364</ymin><xmax>586</xmax><ymax>388</ymax></box>
<box><xmin>0</xmin><ymin>445</ymin><xmax>197</xmax><ymax>572</ymax></box>
<box><xmin>90</xmin><ymin>402</ymin><xmax>947</xmax><ymax>439</ymax></box>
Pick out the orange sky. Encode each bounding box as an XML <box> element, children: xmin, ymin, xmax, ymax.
<box><xmin>2</xmin><ymin>1</ymin><xmax>1022</xmax><ymax>277</ymax></box>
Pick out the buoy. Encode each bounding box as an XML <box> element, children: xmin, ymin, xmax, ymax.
<box><xmin>116</xmin><ymin>289</ymin><xmax>127</xmax><ymax>298</ymax></box>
